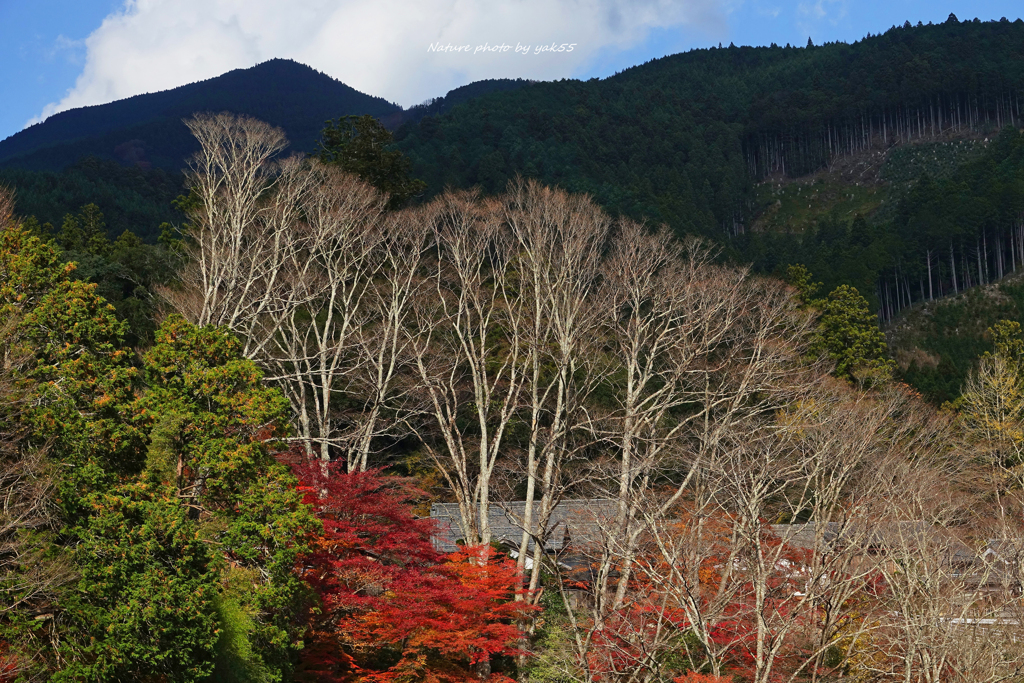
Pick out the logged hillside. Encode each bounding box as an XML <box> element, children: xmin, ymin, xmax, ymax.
<box><xmin>397</xmin><ymin>16</ymin><xmax>1024</xmax><ymax>230</ymax></box>
<box><xmin>742</xmin><ymin>125</ymin><xmax>1024</xmax><ymax>403</ymax></box>
<box><xmin>0</xmin><ymin>59</ymin><xmax>401</xmax><ymax>171</ymax></box>
<box><xmin>394</xmin><ymin>17</ymin><xmax>1024</xmax><ymax>313</ymax></box>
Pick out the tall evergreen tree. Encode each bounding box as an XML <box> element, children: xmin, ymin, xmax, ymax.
<box><xmin>317</xmin><ymin>115</ymin><xmax>425</xmax><ymax>209</ymax></box>
<box><xmin>809</xmin><ymin>284</ymin><xmax>895</xmax><ymax>380</ymax></box>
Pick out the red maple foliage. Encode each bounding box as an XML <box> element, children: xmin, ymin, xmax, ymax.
<box><xmin>672</xmin><ymin>673</ymin><xmax>732</xmax><ymax>683</ymax></box>
<box><xmin>292</xmin><ymin>462</ymin><xmax>530</xmax><ymax>683</ymax></box>
<box><xmin>579</xmin><ymin>511</ymin><xmax>821</xmax><ymax>683</ymax></box>
<box><xmin>0</xmin><ymin>643</ymin><xmax>21</xmax><ymax>682</ymax></box>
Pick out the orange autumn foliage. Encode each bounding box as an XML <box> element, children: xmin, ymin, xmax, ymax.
<box><xmin>673</xmin><ymin>673</ymin><xmax>732</xmax><ymax>683</ymax></box>
<box><xmin>293</xmin><ymin>463</ymin><xmax>533</xmax><ymax>683</ymax></box>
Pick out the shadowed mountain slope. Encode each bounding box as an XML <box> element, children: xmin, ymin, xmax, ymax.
<box><xmin>0</xmin><ymin>59</ymin><xmax>401</xmax><ymax>171</ymax></box>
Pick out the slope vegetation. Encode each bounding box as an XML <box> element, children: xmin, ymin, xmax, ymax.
<box><xmin>396</xmin><ymin>16</ymin><xmax>1024</xmax><ymax>240</ymax></box>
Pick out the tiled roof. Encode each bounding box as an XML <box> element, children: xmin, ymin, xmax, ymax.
<box><xmin>771</xmin><ymin>521</ymin><xmax>976</xmax><ymax>562</ymax></box>
<box><xmin>769</xmin><ymin>523</ymin><xmax>843</xmax><ymax>550</ymax></box>
<box><xmin>430</xmin><ymin>499</ymin><xmax>619</xmax><ymax>554</ymax></box>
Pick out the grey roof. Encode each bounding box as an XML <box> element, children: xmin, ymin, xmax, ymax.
<box><xmin>770</xmin><ymin>523</ymin><xmax>843</xmax><ymax>550</ymax></box>
<box><xmin>430</xmin><ymin>499</ymin><xmax>619</xmax><ymax>554</ymax></box>
<box><xmin>771</xmin><ymin>521</ymin><xmax>977</xmax><ymax>563</ymax></box>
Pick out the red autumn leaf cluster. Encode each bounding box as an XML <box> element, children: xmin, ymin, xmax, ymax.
<box><xmin>292</xmin><ymin>463</ymin><xmax>530</xmax><ymax>683</ymax></box>
<box><xmin>580</xmin><ymin>512</ymin><xmax>821</xmax><ymax>683</ymax></box>
<box><xmin>672</xmin><ymin>673</ymin><xmax>732</xmax><ymax>683</ymax></box>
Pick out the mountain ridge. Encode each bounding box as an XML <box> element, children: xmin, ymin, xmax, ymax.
<box><xmin>0</xmin><ymin>60</ymin><xmax>537</xmax><ymax>173</ymax></box>
<box><xmin>0</xmin><ymin>59</ymin><xmax>402</xmax><ymax>170</ymax></box>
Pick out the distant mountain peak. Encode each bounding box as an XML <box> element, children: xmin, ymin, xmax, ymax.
<box><xmin>0</xmin><ymin>59</ymin><xmax>401</xmax><ymax>171</ymax></box>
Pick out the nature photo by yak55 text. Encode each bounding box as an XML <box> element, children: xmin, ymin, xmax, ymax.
<box><xmin>6</xmin><ymin>1</ymin><xmax>1024</xmax><ymax>681</ymax></box>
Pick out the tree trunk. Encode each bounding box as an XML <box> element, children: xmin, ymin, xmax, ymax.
<box><xmin>927</xmin><ymin>250</ymin><xmax>933</xmax><ymax>300</ymax></box>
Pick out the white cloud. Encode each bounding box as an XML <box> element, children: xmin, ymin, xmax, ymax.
<box><xmin>797</xmin><ymin>0</ymin><xmax>848</xmax><ymax>29</ymax></box>
<box><xmin>29</xmin><ymin>0</ymin><xmax>727</xmax><ymax>126</ymax></box>
<box><xmin>50</xmin><ymin>35</ymin><xmax>86</xmax><ymax>64</ymax></box>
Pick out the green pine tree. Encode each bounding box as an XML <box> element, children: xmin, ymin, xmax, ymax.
<box><xmin>809</xmin><ymin>284</ymin><xmax>896</xmax><ymax>381</ymax></box>
<box><xmin>317</xmin><ymin>115</ymin><xmax>426</xmax><ymax>209</ymax></box>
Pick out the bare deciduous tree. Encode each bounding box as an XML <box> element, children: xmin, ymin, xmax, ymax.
<box><xmin>503</xmin><ymin>178</ymin><xmax>611</xmax><ymax>597</ymax></box>
<box><xmin>405</xmin><ymin>190</ymin><xmax>527</xmax><ymax>546</ymax></box>
<box><xmin>253</xmin><ymin>163</ymin><xmax>386</xmax><ymax>463</ymax></box>
<box><xmin>345</xmin><ymin>209</ymin><xmax>433</xmax><ymax>471</ymax></box>
<box><xmin>852</xmin><ymin>452</ymin><xmax>1024</xmax><ymax>683</ymax></box>
<box><xmin>172</xmin><ymin>114</ymin><xmax>414</xmax><ymax>467</ymax></box>
<box><xmin>174</xmin><ymin>113</ymin><xmax>292</xmax><ymax>329</ymax></box>
<box><xmin>538</xmin><ymin>223</ymin><xmax>823</xmax><ymax>682</ymax></box>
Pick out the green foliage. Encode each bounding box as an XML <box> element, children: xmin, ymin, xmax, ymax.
<box><xmin>144</xmin><ymin>409</ymin><xmax>184</xmax><ymax>487</ymax></box>
<box><xmin>317</xmin><ymin>114</ymin><xmax>426</xmax><ymax>209</ymax></box>
<box><xmin>785</xmin><ymin>264</ymin><xmax>821</xmax><ymax>304</ymax></box>
<box><xmin>752</xmin><ymin>175</ymin><xmax>886</xmax><ymax>237</ymax></box>
<box><xmin>956</xmin><ymin>318</ymin><xmax>1024</xmax><ymax>472</ymax></box>
<box><xmin>50</xmin><ymin>203</ymin><xmax>174</xmax><ymax>347</ymax></box>
<box><xmin>0</xmin><ymin>156</ymin><xmax>184</xmax><ymax>242</ymax></box>
<box><xmin>522</xmin><ymin>623</ymin><xmax>582</xmax><ymax>683</ymax></box>
<box><xmin>0</xmin><ymin>222</ymin><xmax>147</xmax><ymax>499</ymax></box>
<box><xmin>747</xmin><ymin>125</ymin><xmax>1024</xmax><ymax>401</ymax></box>
<box><xmin>7</xmin><ymin>201</ymin><xmax>175</xmax><ymax>347</ymax></box>
<box><xmin>211</xmin><ymin>578</ymin><xmax>280</xmax><ymax>683</ymax></box>
<box><xmin>141</xmin><ymin>315</ymin><xmax>317</xmax><ymax>677</ymax></box>
<box><xmin>880</xmin><ymin>139</ymin><xmax>985</xmax><ymax>184</ymax></box>
<box><xmin>0</xmin><ymin>222</ymin><xmax>227</xmax><ymax>682</ymax></box>
<box><xmin>890</xmin><ymin>280</ymin><xmax>1024</xmax><ymax>403</ymax></box>
<box><xmin>810</xmin><ymin>284</ymin><xmax>895</xmax><ymax>380</ymax></box>
<box><xmin>54</xmin><ymin>484</ymin><xmax>219</xmax><ymax>683</ymax></box>
<box><xmin>141</xmin><ymin>315</ymin><xmax>291</xmax><ymax>503</ymax></box>
<box><xmin>986</xmin><ymin>319</ymin><xmax>1024</xmax><ymax>372</ymax></box>
<box><xmin>57</xmin><ymin>203</ymin><xmax>110</xmax><ymax>255</ymax></box>
<box><xmin>0</xmin><ymin>220</ymin><xmax>318</xmax><ymax>680</ymax></box>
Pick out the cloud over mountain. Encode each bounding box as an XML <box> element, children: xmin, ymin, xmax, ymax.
<box><xmin>31</xmin><ymin>0</ymin><xmax>727</xmax><ymax>126</ymax></box>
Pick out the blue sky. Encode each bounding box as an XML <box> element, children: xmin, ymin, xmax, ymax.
<box><xmin>581</xmin><ymin>1</ymin><xmax>1024</xmax><ymax>79</ymax></box>
<box><xmin>1</xmin><ymin>0</ymin><xmax>1021</xmax><ymax>142</ymax></box>
<box><xmin>1</xmin><ymin>1</ymin><xmax>121</xmax><ymax>139</ymax></box>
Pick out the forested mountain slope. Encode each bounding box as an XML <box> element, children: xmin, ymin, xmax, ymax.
<box><xmin>0</xmin><ymin>59</ymin><xmax>401</xmax><ymax>171</ymax></box>
<box><xmin>886</xmin><ymin>272</ymin><xmax>1024</xmax><ymax>403</ymax></box>
<box><xmin>5</xmin><ymin>17</ymin><xmax>1024</xmax><ymax>403</ymax></box>
<box><xmin>395</xmin><ymin>16</ymin><xmax>1024</xmax><ymax>303</ymax></box>
<box><xmin>391</xmin><ymin>17</ymin><xmax>1024</xmax><ymax>406</ymax></box>
<box><xmin>398</xmin><ymin>16</ymin><xmax>1023</xmax><ymax>231</ymax></box>
<box><xmin>380</xmin><ymin>78</ymin><xmax>532</xmax><ymax>129</ymax></box>
<box><xmin>0</xmin><ymin>157</ymin><xmax>183</xmax><ymax>241</ymax></box>
<box><xmin>0</xmin><ymin>72</ymin><xmax>533</xmax><ymax>241</ymax></box>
